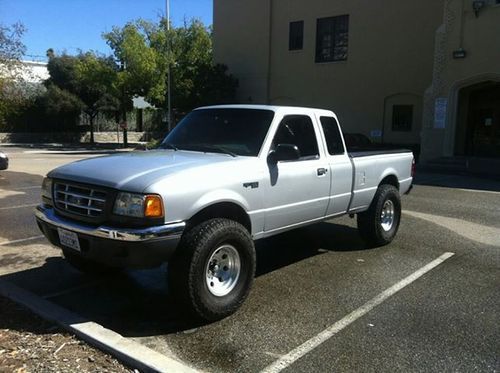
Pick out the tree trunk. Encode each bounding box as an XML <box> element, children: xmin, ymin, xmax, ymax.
<box><xmin>136</xmin><ymin>109</ymin><xmax>143</xmax><ymax>132</ymax></box>
<box><xmin>122</xmin><ymin>107</ymin><xmax>127</xmax><ymax>148</ymax></box>
<box><xmin>89</xmin><ymin>115</ymin><xmax>95</xmax><ymax>144</ymax></box>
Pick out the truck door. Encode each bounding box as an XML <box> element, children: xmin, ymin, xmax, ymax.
<box><xmin>263</xmin><ymin>114</ymin><xmax>330</xmax><ymax>232</ymax></box>
<box><xmin>318</xmin><ymin>116</ymin><xmax>352</xmax><ymax>215</ymax></box>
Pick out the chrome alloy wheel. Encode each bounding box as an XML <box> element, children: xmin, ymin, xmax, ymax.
<box><xmin>380</xmin><ymin>199</ymin><xmax>395</xmax><ymax>231</ymax></box>
<box><xmin>205</xmin><ymin>244</ymin><xmax>241</xmax><ymax>297</ymax></box>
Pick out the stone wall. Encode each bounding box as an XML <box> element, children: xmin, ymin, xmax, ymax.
<box><xmin>0</xmin><ymin>131</ymin><xmax>165</xmax><ymax>144</ymax></box>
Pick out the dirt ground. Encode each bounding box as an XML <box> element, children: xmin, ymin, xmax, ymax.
<box><xmin>0</xmin><ymin>296</ymin><xmax>133</xmax><ymax>373</ymax></box>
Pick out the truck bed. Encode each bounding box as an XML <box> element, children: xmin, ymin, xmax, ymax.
<box><xmin>349</xmin><ymin>149</ymin><xmax>413</xmax><ymax>158</ymax></box>
<box><xmin>347</xmin><ymin>149</ymin><xmax>414</xmax><ymax>213</ymax></box>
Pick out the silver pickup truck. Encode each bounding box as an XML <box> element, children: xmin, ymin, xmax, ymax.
<box><xmin>35</xmin><ymin>105</ymin><xmax>414</xmax><ymax>320</ymax></box>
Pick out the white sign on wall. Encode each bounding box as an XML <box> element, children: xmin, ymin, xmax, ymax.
<box><xmin>434</xmin><ymin>98</ymin><xmax>447</xmax><ymax>129</ymax></box>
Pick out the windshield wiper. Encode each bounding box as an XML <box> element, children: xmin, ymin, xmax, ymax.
<box><xmin>160</xmin><ymin>143</ymin><xmax>178</xmax><ymax>151</ymax></box>
<box><xmin>184</xmin><ymin>144</ymin><xmax>237</xmax><ymax>157</ymax></box>
<box><xmin>209</xmin><ymin>145</ymin><xmax>237</xmax><ymax>157</ymax></box>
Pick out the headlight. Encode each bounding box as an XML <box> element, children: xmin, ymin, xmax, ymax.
<box><xmin>0</xmin><ymin>152</ymin><xmax>6</xmax><ymax>158</ymax></box>
<box><xmin>41</xmin><ymin>177</ymin><xmax>53</xmax><ymax>202</ymax></box>
<box><xmin>113</xmin><ymin>193</ymin><xmax>164</xmax><ymax>218</ymax></box>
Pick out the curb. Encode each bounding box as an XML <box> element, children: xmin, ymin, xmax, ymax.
<box><xmin>0</xmin><ymin>279</ymin><xmax>200</xmax><ymax>373</ymax></box>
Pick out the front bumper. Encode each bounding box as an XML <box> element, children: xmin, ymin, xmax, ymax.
<box><xmin>35</xmin><ymin>205</ymin><xmax>185</xmax><ymax>268</ymax></box>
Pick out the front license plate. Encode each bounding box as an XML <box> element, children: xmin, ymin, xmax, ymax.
<box><xmin>57</xmin><ymin>228</ymin><xmax>81</xmax><ymax>251</ymax></box>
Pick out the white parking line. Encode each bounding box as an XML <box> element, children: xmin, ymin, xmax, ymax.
<box><xmin>456</xmin><ymin>188</ymin><xmax>500</xmax><ymax>195</ymax></box>
<box><xmin>0</xmin><ymin>203</ymin><xmax>38</xmax><ymax>210</ymax></box>
<box><xmin>0</xmin><ymin>185</ymin><xmax>40</xmax><ymax>191</ymax></box>
<box><xmin>0</xmin><ymin>235</ymin><xmax>44</xmax><ymax>246</ymax></box>
<box><xmin>404</xmin><ymin>210</ymin><xmax>500</xmax><ymax>246</ymax></box>
<box><xmin>261</xmin><ymin>252</ymin><xmax>455</xmax><ymax>373</ymax></box>
<box><xmin>16</xmin><ymin>185</ymin><xmax>40</xmax><ymax>190</ymax></box>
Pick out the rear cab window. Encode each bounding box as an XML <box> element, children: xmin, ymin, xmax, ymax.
<box><xmin>320</xmin><ymin>116</ymin><xmax>345</xmax><ymax>155</ymax></box>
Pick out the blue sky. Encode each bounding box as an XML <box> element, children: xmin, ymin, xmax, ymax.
<box><xmin>0</xmin><ymin>0</ymin><xmax>213</xmax><ymax>60</ymax></box>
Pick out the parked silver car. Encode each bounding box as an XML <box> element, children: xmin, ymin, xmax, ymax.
<box><xmin>0</xmin><ymin>150</ymin><xmax>8</xmax><ymax>170</ymax></box>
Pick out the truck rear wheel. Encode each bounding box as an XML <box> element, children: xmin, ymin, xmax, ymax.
<box><xmin>168</xmin><ymin>218</ymin><xmax>256</xmax><ymax>321</ymax></box>
<box><xmin>357</xmin><ymin>184</ymin><xmax>401</xmax><ymax>247</ymax></box>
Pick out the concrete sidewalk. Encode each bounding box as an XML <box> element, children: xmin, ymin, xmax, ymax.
<box><xmin>418</xmin><ymin>156</ymin><xmax>500</xmax><ymax>180</ymax></box>
<box><xmin>0</xmin><ymin>143</ymin><xmax>145</xmax><ymax>151</ymax></box>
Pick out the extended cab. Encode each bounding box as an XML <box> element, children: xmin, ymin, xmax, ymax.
<box><xmin>35</xmin><ymin>105</ymin><xmax>414</xmax><ymax>320</ymax></box>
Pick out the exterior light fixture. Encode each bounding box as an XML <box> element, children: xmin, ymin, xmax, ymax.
<box><xmin>452</xmin><ymin>48</ymin><xmax>467</xmax><ymax>59</ymax></box>
<box><xmin>472</xmin><ymin>0</ymin><xmax>485</xmax><ymax>17</ymax></box>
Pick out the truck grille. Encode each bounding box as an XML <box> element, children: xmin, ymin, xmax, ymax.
<box><xmin>54</xmin><ymin>182</ymin><xmax>108</xmax><ymax>218</ymax></box>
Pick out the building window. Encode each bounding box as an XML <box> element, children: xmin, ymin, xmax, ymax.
<box><xmin>289</xmin><ymin>21</ymin><xmax>304</xmax><ymax>51</ymax></box>
<box><xmin>315</xmin><ymin>15</ymin><xmax>349</xmax><ymax>63</ymax></box>
<box><xmin>392</xmin><ymin>105</ymin><xmax>413</xmax><ymax>132</ymax></box>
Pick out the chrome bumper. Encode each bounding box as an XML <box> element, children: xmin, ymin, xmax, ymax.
<box><xmin>35</xmin><ymin>205</ymin><xmax>185</xmax><ymax>242</ymax></box>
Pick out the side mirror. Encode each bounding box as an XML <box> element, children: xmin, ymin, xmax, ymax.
<box><xmin>268</xmin><ymin>143</ymin><xmax>301</xmax><ymax>164</ymax></box>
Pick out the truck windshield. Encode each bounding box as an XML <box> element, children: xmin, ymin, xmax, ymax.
<box><xmin>160</xmin><ymin>108</ymin><xmax>275</xmax><ymax>157</ymax></box>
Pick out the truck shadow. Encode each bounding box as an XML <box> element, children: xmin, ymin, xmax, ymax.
<box><xmin>255</xmin><ymin>221</ymin><xmax>366</xmax><ymax>277</ymax></box>
<box><xmin>0</xmin><ymin>221</ymin><xmax>369</xmax><ymax>337</ymax></box>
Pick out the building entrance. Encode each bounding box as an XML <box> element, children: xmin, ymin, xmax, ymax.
<box><xmin>456</xmin><ymin>82</ymin><xmax>500</xmax><ymax>158</ymax></box>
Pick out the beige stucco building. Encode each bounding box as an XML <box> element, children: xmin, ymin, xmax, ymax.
<box><xmin>213</xmin><ymin>0</ymin><xmax>500</xmax><ymax>161</ymax></box>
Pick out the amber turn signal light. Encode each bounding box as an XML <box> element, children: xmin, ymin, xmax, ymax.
<box><xmin>144</xmin><ymin>195</ymin><xmax>164</xmax><ymax>218</ymax></box>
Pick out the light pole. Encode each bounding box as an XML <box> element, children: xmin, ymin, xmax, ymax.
<box><xmin>166</xmin><ymin>0</ymin><xmax>172</xmax><ymax>132</ymax></box>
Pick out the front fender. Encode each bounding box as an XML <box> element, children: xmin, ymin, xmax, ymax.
<box><xmin>189</xmin><ymin>189</ymin><xmax>251</xmax><ymax>216</ymax></box>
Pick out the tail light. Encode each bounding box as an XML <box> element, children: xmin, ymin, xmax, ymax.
<box><xmin>411</xmin><ymin>157</ymin><xmax>416</xmax><ymax>178</ymax></box>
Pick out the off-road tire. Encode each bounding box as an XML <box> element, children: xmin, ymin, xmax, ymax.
<box><xmin>357</xmin><ymin>184</ymin><xmax>401</xmax><ymax>247</ymax></box>
<box><xmin>168</xmin><ymin>218</ymin><xmax>256</xmax><ymax>321</ymax></box>
<box><xmin>62</xmin><ymin>248</ymin><xmax>121</xmax><ymax>275</ymax></box>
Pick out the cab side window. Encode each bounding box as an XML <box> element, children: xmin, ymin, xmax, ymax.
<box><xmin>320</xmin><ymin>116</ymin><xmax>345</xmax><ymax>155</ymax></box>
<box><xmin>272</xmin><ymin>115</ymin><xmax>319</xmax><ymax>160</ymax></box>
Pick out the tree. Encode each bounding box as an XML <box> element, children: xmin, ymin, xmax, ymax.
<box><xmin>41</xmin><ymin>85</ymin><xmax>83</xmax><ymax>129</ymax></box>
<box><xmin>45</xmin><ymin>53</ymin><xmax>78</xmax><ymax>91</ymax></box>
<box><xmin>0</xmin><ymin>22</ymin><xmax>26</xmax><ymax>75</ymax></box>
<box><xmin>45</xmin><ymin>51</ymin><xmax>118</xmax><ymax>141</ymax></box>
<box><xmin>0</xmin><ymin>22</ymin><xmax>32</xmax><ymax>125</ymax></box>
<box><xmin>74</xmin><ymin>53</ymin><xmax>117</xmax><ymax>142</ymax></box>
<box><xmin>42</xmin><ymin>53</ymin><xmax>83</xmax><ymax>132</ymax></box>
<box><xmin>103</xmin><ymin>19</ymin><xmax>238</xmax><ymax>124</ymax></box>
<box><xmin>103</xmin><ymin>21</ymin><xmax>164</xmax><ymax>125</ymax></box>
<box><xmin>167</xmin><ymin>20</ymin><xmax>237</xmax><ymax>112</ymax></box>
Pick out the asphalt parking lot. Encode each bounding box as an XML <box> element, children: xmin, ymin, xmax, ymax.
<box><xmin>0</xmin><ymin>146</ymin><xmax>499</xmax><ymax>372</ymax></box>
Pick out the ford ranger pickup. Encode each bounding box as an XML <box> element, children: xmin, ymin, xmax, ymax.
<box><xmin>35</xmin><ymin>105</ymin><xmax>414</xmax><ymax>321</ymax></box>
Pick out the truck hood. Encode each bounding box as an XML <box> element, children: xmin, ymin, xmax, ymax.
<box><xmin>48</xmin><ymin>150</ymin><xmax>241</xmax><ymax>192</ymax></box>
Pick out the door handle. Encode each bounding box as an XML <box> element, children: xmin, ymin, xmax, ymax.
<box><xmin>317</xmin><ymin>168</ymin><xmax>328</xmax><ymax>176</ymax></box>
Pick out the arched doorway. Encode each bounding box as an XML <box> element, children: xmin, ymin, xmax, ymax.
<box><xmin>454</xmin><ymin>81</ymin><xmax>500</xmax><ymax>158</ymax></box>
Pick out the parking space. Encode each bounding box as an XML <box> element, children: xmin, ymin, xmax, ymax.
<box><xmin>0</xmin><ymin>147</ymin><xmax>499</xmax><ymax>372</ymax></box>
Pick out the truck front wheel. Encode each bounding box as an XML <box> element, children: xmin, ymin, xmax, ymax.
<box><xmin>357</xmin><ymin>184</ymin><xmax>401</xmax><ymax>247</ymax></box>
<box><xmin>168</xmin><ymin>218</ymin><xmax>256</xmax><ymax>321</ymax></box>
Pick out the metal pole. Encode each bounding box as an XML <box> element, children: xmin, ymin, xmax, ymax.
<box><xmin>166</xmin><ymin>0</ymin><xmax>172</xmax><ymax>132</ymax></box>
